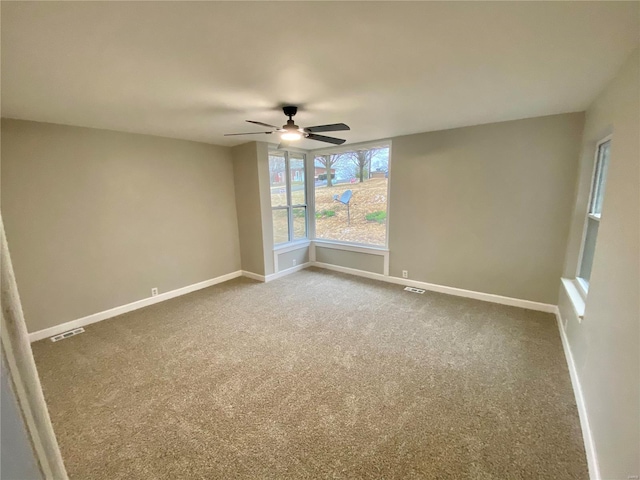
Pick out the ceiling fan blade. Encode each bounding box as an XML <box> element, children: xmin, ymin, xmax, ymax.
<box><xmin>305</xmin><ymin>123</ymin><xmax>350</xmax><ymax>133</ymax></box>
<box><xmin>246</xmin><ymin>120</ymin><xmax>280</xmax><ymax>129</ymax></box>
<box><xmin>224</xmin><ymin>131</ymin><xmax>273</xmax><ymax>136</ymax></box>
<box><xmin>306</xmin><ymin>133</ymin><xmax>346</xmax><ymax>145</ymax></box>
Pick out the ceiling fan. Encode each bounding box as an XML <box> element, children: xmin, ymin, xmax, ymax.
<box><xmin>224</xmin><ymin>106</ymin><xmax>350</xmax><ymax>147</ymax></box>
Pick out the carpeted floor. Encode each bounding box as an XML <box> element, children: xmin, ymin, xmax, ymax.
<box><xmin>32</xmin><ymin>268</ymin><xmax>588</xmax><ymax>479</ymax></box>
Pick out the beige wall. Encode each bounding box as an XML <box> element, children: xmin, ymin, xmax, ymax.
<box><xmin>558</xmin><ymin>49</ymin><xmax>639</xmax><ymax>479</ymax></box>
<box><xmin>388</xmin><ymin>113</ymin><xmax>584</xmax><ymax>304</ymax></box>
<box><xmin>232</xmin><ymin>142</ymin><xmax>266</xmax><ymax>275</ymax></box>
<box><xmin>1</xmin><ymin>119</ymin><xmax>241</xmax><ymax>333</ymax></box>
<box><xmin>231</xmin><ymin>141</ymin><xmax>274</xmax><ymax>276</ymax></box>
<box><xmin>256</xmin><ymin>142</ymin><xmax>275</xmax><ymax>276</ymax></box>
<box><xmin>276</xmin><ymin>247</ymin><xmax>309</xmax><ymax>272</ymax></box>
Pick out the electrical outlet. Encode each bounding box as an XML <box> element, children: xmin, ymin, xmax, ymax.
<box><xmin>151</xmin><ymin>288</ymin><xmax>158</xmax><ymax>296</ymax></box>
<box><xmin>402</xmin><ymin>270</ymin><xmax>408</xmax><ymax>279</ymax></box>
<box><xmin>293</xmin><ymin>259</ymin><xmax>297</xmax><ymax>266</ymax></box>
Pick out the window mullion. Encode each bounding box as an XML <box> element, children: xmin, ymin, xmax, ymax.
<box><xmin>285</xmin><ymin>151</ymin><xmax>293</xmax><ymax>242</ymax></box>
<box><xmin>307</xmin><ymin>152</ymin><xmax>316</xmax><ymax>241</ymax></box>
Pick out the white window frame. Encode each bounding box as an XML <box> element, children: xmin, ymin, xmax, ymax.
<box><xmin>269</xmin><ymin>147</ymin><xmax>308</xmax><ymax>246</ymax></box>
<box><xmin>310</xmin><ymin>140</ymin><xmax>392</xmax><ymax>249</ymax></box>
<box><xmin>575</xmin><ymin>135</ymin><xmax>612</xmax><ymax>297</ymax></box>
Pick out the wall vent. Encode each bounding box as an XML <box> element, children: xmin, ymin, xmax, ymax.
<box><xmin>50</xmin><ymin>327</ymin><xmax>85</xmax><ymax>342</ymax></box>
<box><xmin>404</xmin><ymin>286</ymin><xmax>425</xmax><ymax>294</ymax></box>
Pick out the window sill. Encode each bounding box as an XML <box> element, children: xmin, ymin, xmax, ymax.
<box><xmin>273</xmin><ymin>240</ymin><xmax>310</xmax><ymax>253</ymax></box>
<box><xmin>561</xmin><ymin>278</ymin><xmax>586</xmax><ymax>322</ymax></box>
<box><xmin>312</xmin><ymin>239</ymin><xmax>389</xmax><ymax>254</ymax></box>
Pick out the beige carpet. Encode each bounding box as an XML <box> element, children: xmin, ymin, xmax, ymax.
<box><xmin>32</xmin><ymin>268</ymin><xmax>588</xmax><ymax>479</ymax></box>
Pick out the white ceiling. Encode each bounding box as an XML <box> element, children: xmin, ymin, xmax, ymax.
<box><xmin>2</xmin><ymin>1</ymin><xmax>638</xmax><ymax>149</ymax></box>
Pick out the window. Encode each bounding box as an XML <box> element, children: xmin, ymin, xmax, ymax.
<box><xmin>313</xmin><ymin>144</ymin><xmax>390</xmax><ymax>246</ymax></box>
<box><xmin>576</xmin><ymin>137</ymin><xmax>611</xmax><ymax>292</ymax></box>
<box><xmin>269</xmin><ymin>150</ymin><xmax>307</xmax><ymax>245</ymax></box>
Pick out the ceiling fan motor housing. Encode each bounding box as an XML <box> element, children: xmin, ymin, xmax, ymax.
<box><xmin>282</xmin><ymin>105</ymin><xmax>298</xmax><ymax>118</ymax></box>
<box><xmin>283</xmin><ymin>106</ymin><xmax>300</xmax><ymax>131</ymax></box>
<box><xmin>284</xmin><ymin>121</ymin><xmax>300</xmax><ymax>132</ymax></box>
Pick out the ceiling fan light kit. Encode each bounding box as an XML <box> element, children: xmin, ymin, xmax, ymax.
<box><xmin>225</xmin><ymin>106</ymin><xmax>350</xmax><ymax>147</ymax></box>
<box><xmin>281</xmin><ymin>131</ymin><xmax>302</xmax><ymax>141</ymax></box>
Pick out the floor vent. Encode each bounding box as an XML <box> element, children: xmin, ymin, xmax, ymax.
<box><xmin>50</xmin><ymin>327</ymin><xmax>85</xmax><ymax>342</ymax></box>
<box><xmin>404</xmin><ymin>286</ymin><xmax>426</xmax><ymax>294</ymax></box>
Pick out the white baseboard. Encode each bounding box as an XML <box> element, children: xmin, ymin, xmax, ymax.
<box><xmin>265</xmin><ymin>263</ymin><xmax>310</xmax><ymax>282</ymax></box>
<box><xmin>242</xmin><ymin>270</ymin><xmax>266</xmax><ymax>282</ymax></box>
<box><xmin>555</xmin><ymin>309</ymin><xmax>600</xmax><ymax>480</ymax></box>
<box><xmin>31</xmin><ymin>260</ymin><xmax>556</xmax><ymax>337</ymax></box>
<box><xmin>310</xmin><ymin>261</ymin><xmax>556</xmax><ymax>313</ymax></box>
<box><xmin>243</xmin><ymin>263</ymin><xmax>310</xmax><ymax>283</ymax></box>
<box><xmin>28</xmin><ymin>270</ymin><xmax>243</xmax><ymax>343</ymax></box>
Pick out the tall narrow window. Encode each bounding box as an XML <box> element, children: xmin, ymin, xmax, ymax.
<box><xmin>577</xmin><ymin>138</ymin><xmax>611</xmax><ymax>292</ymax></box>
<box><xmin>269</xmin><ymin>150</ymin><xmax>307</xmax><ymax>245</ymax></box>
<box><xmin>289</xmin><ymin>153</ymin><xmax>307</xmax><ymax>241</ymax></box>
<box><xmin>313</xmin><ymin>144</ymin><xmax>390</xmax><ymax>246</ymax></box>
